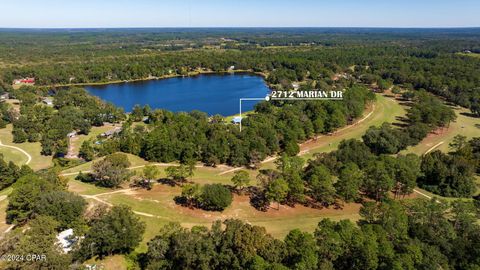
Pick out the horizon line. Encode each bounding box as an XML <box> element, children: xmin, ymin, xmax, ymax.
<box><xmin>0</xmin><ymin>26</ymin><xmax>480</xmax><ymax>30</ymax></box>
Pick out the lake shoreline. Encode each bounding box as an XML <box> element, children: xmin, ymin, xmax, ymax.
<box><xmin>49</xmin><ymin>69</ymin><xmax>269</xmax><ymax>88</ymax></box>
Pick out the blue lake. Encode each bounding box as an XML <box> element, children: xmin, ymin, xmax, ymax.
<box><xmin>86</xmin><ymin>74</ymin><xmax>270</xmax><ymax>116</ymax></box>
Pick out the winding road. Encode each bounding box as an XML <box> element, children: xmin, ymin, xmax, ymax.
<box><xmin>0</xmin><ymin>140</ymin><xmax>32</xmax><ymax>165</ymax></box>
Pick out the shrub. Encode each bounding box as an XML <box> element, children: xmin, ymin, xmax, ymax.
<box><xmin>200</xmin><ymin>184</ymin><xmax>233</xmax><ymax>211</ymax></box>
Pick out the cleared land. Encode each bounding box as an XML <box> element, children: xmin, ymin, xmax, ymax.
<box><xmin>98</xmin><ymin>185</ymin><xmax>363</xmax><ymax>250</ymax></box>
<box><xmin>0</xmin><ymin>145</ymin><xmax>28</xmax><ymax>165</ymax></box>
<box><xmin>0</xmin><ymin>125</ymin><xmax>52</xmax><ymax>170</ymax></box>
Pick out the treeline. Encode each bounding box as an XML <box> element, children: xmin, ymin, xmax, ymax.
<box><xmin>138</xmin><ymin>199</ymin><xmax>480</xmax><ymax>270</ymax></box>
<box><xmin>419</xmin><ymin>136</ymin><xmax>480</xmax><ymax>197</ymax></box>
<box><xmin>11</xmin><ymin>87</ymin><xmax>124</xmax><ymax>156</ymax></box>
<box><xmin>0</xmin><ymin>101</ymin><xmax>12</xmax><ymax>128</ymax></box>
<box><xmin>0</xmin><ymin>154</ymin><xmax>32</xmax><ymax>190</ymax></box>
<box><xmin>83</xmin><ymin>86</ymin><xmax>374</xmax><ymax>167</ymax></box>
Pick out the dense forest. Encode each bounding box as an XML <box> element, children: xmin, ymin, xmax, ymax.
<box><xmin>0</xmin><ymin>29</ymin><xmax>479</xmax><ymax>115</ymax></box>
<box><xmin>0</xmin><ymin>29</ymin><xmax>479</xmax><ymax>270</ymax></box>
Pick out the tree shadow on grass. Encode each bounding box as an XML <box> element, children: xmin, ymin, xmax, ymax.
<box><xmin>248</xmin><ymin>187</ymin><xmax>269</xmax><ymax>212</ymax></box>
<box><xmin>460</xmin><ymin>112</ymin><xmax>479</xmax><ymax>118</ymax></box>
<box><xmin>157</xmin><ymin>178</ymin><xmax>188</xmax><ymax>187</ymax></box>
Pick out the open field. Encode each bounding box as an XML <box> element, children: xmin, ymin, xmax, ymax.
<box><xmin>0</xmin><ymin>146</ymin><xmax>28</xmax><ymax>165</ymax></box>
<box><xmin>84</xmin><ymin>255</ymin><xmax>128</xmax><ymax>270</ymax></box>
<box><xmin>402</xmin><ymin>107</ymin><xmax>479</xmax><ymax>155</ymax></box>
<box><xmin>0</xmin><ymin>125</ymin><xmax>53</xmax><ymax>170</ymax></box>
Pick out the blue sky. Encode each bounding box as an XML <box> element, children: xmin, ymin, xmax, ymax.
<box><xmin>1</xmin><ymin>0</ymin><xmax>479</xmax><ymax>28</ymax></box>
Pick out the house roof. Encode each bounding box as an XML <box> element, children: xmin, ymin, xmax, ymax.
<box><xmin>232</xmin><ymin>116</ymin><xmax>243</xmax><ymax>123</ymax></box>
<box><xmin>56</xmin><ymin>229</ymin><xmax>75</xmax><ymax>253</ymax></box>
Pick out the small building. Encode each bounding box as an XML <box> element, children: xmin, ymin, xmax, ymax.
<box><xmin>56</xmin><ymin>229</ymin><xmax>76</xmax><ymax>253</ymax></box>
<box><xmin>42</xmin><ymin>97</ymin><xmax>54</xmax><ymax>106</ymax></box>
<box><xmin>67</xmin><ymin>131</ymin><xmax>77</xmax><ymax>138</ymax></box>
<box><xmin>0</xmin><ymin>93</ymin><xmax>9</xmax><ymax>102</ymax></box>
<box><xmin>101</xmin><ymin>127</ymin><xmax>123</xmax><ymax>137</ymax></box>
<box><xmin>292</xmin><ymin>82</ymin><xmax>300</xmax><ymax>90</ymax></box>
<box><xmin>13</xmin><ymin>77</ymin><xmax>35</xmax><ymax>85</ymax></box>
<box><xmin>232</xmin><ymin>116</ymin><xmax>243</xmax><ymax>125</ymax></box>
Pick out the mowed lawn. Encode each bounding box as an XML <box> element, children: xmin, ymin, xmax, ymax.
<box><xmin>402</xmin><ymin>107</ymin><xmax>480</xmax><ymax>155</ymax></box>
<box><xmin>0</xmin><ymin>125</ymin><xmax>53</xmax><ymax>170</ymax></box>
<box><xmin>0</xmin><ymin>147</ymin><xmax>28</xmax><ymax>165</ymax></box>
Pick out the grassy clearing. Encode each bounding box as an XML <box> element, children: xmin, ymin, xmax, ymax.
<box><xmin>0</xmin><ymin>187</ymin><xmax>12</xmax><ymax>197</ymax></box>
<box><xmin>84</xmin><ymin>255</ymin><xmax>128</xmax><ymax>270</ymax></box>
<box><xmin>0</xmin><ymin>147</ymin><xmax>28</xmax><ymax>165</ymax></box>
<box><xmin>414</xmin><ymin>187</ymin><xmax>476</xmax><ymax>202</ymax></box>
<box><xmin>67</xmin><ymin>178</ymin><xmax>112</xmax><ymax>196</ymax></box>
<box><xmin>402</xmin><ymin>107</ymin><xmax>479</xmax><ymax>155</ymax></box>
<box><xmin>458</xmin><ymin>52</ymin><xmax>480</xmax><ymax>58</ymax></box>
<box><xmin>0</xmin><ymin>125</ymin><xmax>53</xmax><ymax>170</ymax></box>
<box><xmin>61</xmin><ymin>153</ymin><xmax>150</xmax><ymax>175</ymax></box>
<box><xmin>98</xmin><ymin>185</ymin><xmax>362</xmax><ymax>250</ymax></box>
